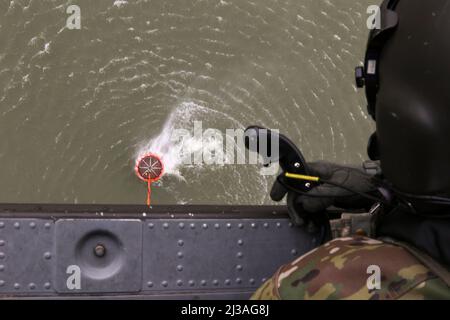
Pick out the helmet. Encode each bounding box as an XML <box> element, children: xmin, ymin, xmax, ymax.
<box><xmin>356</xmin><ymin>0</ymin><xmax>450</xmax><ymax>197</ymax></box>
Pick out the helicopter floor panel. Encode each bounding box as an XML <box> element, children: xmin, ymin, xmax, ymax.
<box><xmin>0</xmin><ymin>205</ymin><xmax>319</xmax><ymax>299</ymax></box>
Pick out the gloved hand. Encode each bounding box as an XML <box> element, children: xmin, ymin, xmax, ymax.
<box><xmin>271</xmin><ymin>161</ymin><xmax>380</xmax><ymax>229</ymax></box>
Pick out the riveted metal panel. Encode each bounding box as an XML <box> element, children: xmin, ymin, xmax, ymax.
<box><xmin>142</xmin><ymin>219</ymin><xmax>317</xmax><ymax>292</ymax></box>
<box><xmin>54</xmin><ymin>219</ymin><xmax>142</xmax><ymax>293</ymax></box>
<box><xmin>0</xmin><ymin>219</ymin><xmax>54</xmax><ymax>294</ymax></box>
<box><xmin>0</xmin><ymin>205</ymin><xmax>321</xmax><ymax>299</ymax></box>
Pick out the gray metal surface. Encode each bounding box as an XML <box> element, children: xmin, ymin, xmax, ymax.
<box><xmin>55</xmin><ymin>219</ymin><xmax>143</xmax><ymax>293</ymax></box>
<box><xmin>0</xmin><ymin>207</ymin><xmax>319</xmax><ymax>299</ymax></box>
<box><xmin>143</xmin><ymin>219</ymin><xmax>315</xmax><ymax>292</ymax></box>
<box><xmin>0</xmin><ymin>219</ymin><xmax>54</xmax><ymax>294</ymax></box>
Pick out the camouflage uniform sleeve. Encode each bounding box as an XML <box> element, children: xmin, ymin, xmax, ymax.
<box><xmin>251</xmin><ymin>236</ymin><xmax>450</xmax><ymax>300</ymax></box>
<box><xmin>400</xmin><ymin>278</ymin><xmax>450</xmax><ymax>300</ymax></box>
<box><xmin>250</xmin><ymin>277</ymin><xmax>280</xmax><ymax>300</ymax></box>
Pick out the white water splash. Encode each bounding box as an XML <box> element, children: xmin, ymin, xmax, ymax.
<box><xmin>136</xmin><ymin>101</ymin><xmax>243</xmax><ymax>180</ymax></box>
<box><xmin>113</xmin><ymin>0</ymin><xmax>128</xmax><ymax>8</ymax></box>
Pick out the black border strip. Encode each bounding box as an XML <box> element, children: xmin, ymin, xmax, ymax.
<box><xmin>0</xmin><ymin>204</ymin><xmax>289</xmax><ymax>219</ymax></box>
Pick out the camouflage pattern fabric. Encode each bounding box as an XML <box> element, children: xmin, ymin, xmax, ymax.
<box><xmin>251</xmin><ymin>236</ymin><xmax>450</xmax><ymax>300</ymax></box>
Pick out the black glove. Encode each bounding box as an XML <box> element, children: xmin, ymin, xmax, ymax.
<box><xmin>271</xmin><ymin>161</ymin><xmax>380</xmax><ymax>229</ymax></box>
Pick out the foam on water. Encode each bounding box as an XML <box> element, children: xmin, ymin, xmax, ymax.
<box><xmin>136</xmin><ymin>101</ymin><xmax>241</xmax><ymax>181</ymax></box>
